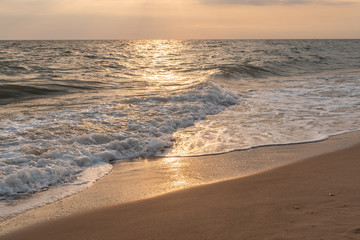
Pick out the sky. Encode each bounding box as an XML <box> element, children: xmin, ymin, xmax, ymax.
<box><xmin>0</xmin><ymin>0</ymin><xmax>359</xmax><ymax>39</ymax></box>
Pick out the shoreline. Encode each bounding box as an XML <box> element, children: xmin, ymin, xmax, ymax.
<box><xmin>2</xmin><ymin>135</ymin><xmax>360</xmax><ymax>239</ymax></box>
<box><xmin>162</xmin><ymin>130</ymin><xmax>359</xmax><ymax>158</ymax></box>
<box><xmin>1</xmin><ymin>131</ymin><xmax>359</xmax><ymax>237</ymax></box>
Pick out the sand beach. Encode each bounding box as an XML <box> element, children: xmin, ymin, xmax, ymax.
<box><xmin>1</xmin><ymin>132</ymin><xmax>360</xmax><ymax>240</ymax></box>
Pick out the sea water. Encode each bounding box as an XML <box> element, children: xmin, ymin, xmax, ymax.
<box><xmin>1</xmin><ymin>39</ymin><xmax>360</xmax><ymax>218</ymax></box>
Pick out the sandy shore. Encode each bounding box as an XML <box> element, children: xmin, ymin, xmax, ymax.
<box><xmin>2</xmin><ymin>137</ymin><xmax>360</xmax><ymax>239</ymax></box>
<box><xmin>1</xmin><ymin>131</ymin><xmax>359</xmax><ymax>236</ymax></box>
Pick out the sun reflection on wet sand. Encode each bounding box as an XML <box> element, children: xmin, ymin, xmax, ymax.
<box><xmin>104</xmin><ymin>133</ymin><xmax>360</xmax><ymax>206</ymax></box>
<box><xmin>160</xmin><ymin>157</ymin><xmax>189</xmax><ymax>188</ymax></box>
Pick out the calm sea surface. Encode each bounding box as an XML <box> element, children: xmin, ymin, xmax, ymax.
<box><xmin>1</xmin><ymin>40</ymin><xmax>360</xmax><ymax>214</ymax></box>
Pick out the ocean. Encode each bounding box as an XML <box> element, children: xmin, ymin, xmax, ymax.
<box><xmin>1</xmin><ymin>39</ymin><xmax>360</xmax><ymax>218</ymax></box>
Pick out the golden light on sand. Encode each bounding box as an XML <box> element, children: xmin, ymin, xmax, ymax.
<box><xmin>161</xmin><ymin>157</ymin><xmax>189</xmax><ymax>188</ymax></box>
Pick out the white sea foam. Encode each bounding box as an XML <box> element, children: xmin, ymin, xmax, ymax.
<box><xmin>0</xmin><ymin>162</ymin><xmax>112</xmax><ymax>221</ymax></box>
<box><xmin>168</xmin><ymin>72</ymin><xmax>360</xmax><ymax>156</ymax></box>
<box><xmin>0</xmin><ymin>82</ymin><xmax>238</xmax><ymax>206</ymax></box>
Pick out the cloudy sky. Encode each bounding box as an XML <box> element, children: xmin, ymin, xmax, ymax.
<box><xmin>0</xmin><ymin>0</ymin><xmax>359</xmax><ymax>39</ymax></box>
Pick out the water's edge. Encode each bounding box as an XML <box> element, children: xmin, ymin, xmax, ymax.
<box><xmin>1</xmin><ymin>130</ymin><xmax>359</xmax><ymax>236</ymax></box>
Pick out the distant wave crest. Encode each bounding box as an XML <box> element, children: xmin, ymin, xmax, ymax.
<box><xmin>210</xmin><ymin>64</ymin><xmax>279</xmax><ymax>79</ymax></box>
<box><xmin>0</xmin><ymin>84</ymin><xmax>62</xmax><ymax>100</ymax></box>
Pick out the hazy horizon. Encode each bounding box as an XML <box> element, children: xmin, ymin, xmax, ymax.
<box><xmin>1</xmin><ymin>0</ymin><xmax>359</xmax><ymax>40</ymax></box>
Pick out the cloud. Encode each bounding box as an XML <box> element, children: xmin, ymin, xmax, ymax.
<box><xmin>201</xmin><ymin>0</ymin><xmax>356</xmax><ymax>5</ymax></box>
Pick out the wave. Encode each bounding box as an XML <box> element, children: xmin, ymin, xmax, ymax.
<box><xmin>0</xmin><ymin>83</ymin><xmax>100</xmax><ymax>104</ymax></box>
<box><xmin>168</xmin><ymin>71</ymin><xmax>360</xmax><ymax>157</ymax></box>
<box><xmin>0</xmin><ymin>61</ymin><xmax>31</xmax><ymax>75</ymax></box>
<box><xmin>0</xmin><ymin>84</ymin><xmax>62</xmax><ymax>100</ymax></box>
<box><xmin>210</xmin><ymin>64</ymin><xmax>280</xmax><ymax>80</ymax></box>
<box><xmin>0</xmin><ymin>82</ymin><xmax>238</xmax><ymax>199</ymax></box>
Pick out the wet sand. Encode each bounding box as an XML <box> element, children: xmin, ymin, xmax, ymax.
<box><xmin>2</xmin><ymin>134</ymin><xmax>360</xmax><ymax>239</ymax></box>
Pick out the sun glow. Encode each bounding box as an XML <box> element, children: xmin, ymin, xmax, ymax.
<box><xmin>1</xmin><ymin>0</ymin><xmax>359</xmax><ymax>39</ymax></box>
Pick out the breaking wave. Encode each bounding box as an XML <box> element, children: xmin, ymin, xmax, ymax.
<box><xmin>0</xmin><ymin>82</ymin><xmax>238</xmax><ymax>198</ymax></box>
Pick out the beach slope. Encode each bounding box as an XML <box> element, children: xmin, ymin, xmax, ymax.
<box><xmin>2</xmin><ymin>144</ymin><xmax>360</xmax><ymax>240</ymax></box>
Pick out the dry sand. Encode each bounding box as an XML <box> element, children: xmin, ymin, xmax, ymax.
<box><xmin>2</xmin><ymin>141</ymin><xmax>360</xmax><ymax>239</ymax></box>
